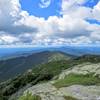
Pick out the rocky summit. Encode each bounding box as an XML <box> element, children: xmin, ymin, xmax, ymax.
<box><xmin>19</xmin><ymin>62</ymin><xmax>100</xmax><ymax>100</ymax></box>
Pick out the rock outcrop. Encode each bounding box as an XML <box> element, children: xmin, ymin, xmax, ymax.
<box><xmin>17</xmin><ymin>63</ymin><xmax>100</xmax><ymax>100</ymax></box>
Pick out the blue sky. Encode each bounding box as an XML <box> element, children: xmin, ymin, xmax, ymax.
<box><xmin>20</xmin><ymin>0</ymin><xmax>99</xmax><ymax>18</ymax></box>
<box><xmin>0</xmin><ymin>0</ymin><xmax>100</xmax><ymax>46</ymax></box>
<box><xmin>86</xmin><ymin>19</ymin><xmax>100</xmax><ymax>24</ymax></box>
<box><xmin>83</xmin><ymin>0</ymin><xmax>99</xmax><ymax>8</ymax></box>
<box><xmin>19</xmin><ymin>0</ymin><xmax>100</xmax><ymax>26</ymax></box>
<box><xmin>20</xmin><ymin>0</ymin><xmax>62</xmax><ymax>19</ymax></box>
<box><xmin>83</xmin><ymin>0</ymin><xmax>100</xmax><ymax>25</ymax></box>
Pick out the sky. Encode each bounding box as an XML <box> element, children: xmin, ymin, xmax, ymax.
<box><xmin>0</xmin><ymin>0</ymin><xmax>100</xmax><ymax>46</ymax></box>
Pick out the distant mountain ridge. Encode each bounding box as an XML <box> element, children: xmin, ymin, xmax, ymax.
<box><xmin>0</xmin><ymin>46</ymin><xmax>100</xmax><ymax>60</ymax></box>
<box><xmin>57</xmin><ymin>46</ymin><xmax>100</xmax><ymax>56</ymax></box>
<box><xmin>0</xmin><ymin>51</ymin><xmax>72</xmax><ymax>82</ymax></box>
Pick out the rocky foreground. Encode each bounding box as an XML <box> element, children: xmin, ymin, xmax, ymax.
<box><xmin>19</xmin><ymin>63</ymin><xmax>100</xmax><ymax>100</ymax></box>
<box><xmin>23</xmin><ymin>83</ymin><xmax>100</xmax><ymax>100</ymax></box>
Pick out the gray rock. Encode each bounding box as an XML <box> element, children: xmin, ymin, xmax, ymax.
<box><xmin>59</xmin><ymin>63</ymin><xmax>100</xmax><ymax>79</ymax></box>
<box><xmin>60</xmin><ymin>85</ymin><xmax>100</xmax><ymax>100</ymax></box>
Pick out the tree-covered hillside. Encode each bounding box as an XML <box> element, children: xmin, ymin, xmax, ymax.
<box><xmin>0</xmin><ymin>51</ymin><xmax>71</xmax><ymax>82</ymax></box>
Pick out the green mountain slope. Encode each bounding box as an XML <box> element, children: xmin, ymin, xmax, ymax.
<box><xmin>0</xmin><ymin>51</ymin><xmax>72</xmax><ymax>82</ymax></box>
<box><xmin>0</xmin><ymin>54</ymin><xmax>100</xmax><ymax>100</ymax></box>
<box><xmin>0</xmin><ymin>60</ymin><xmax>71</xmax><ymax>100</ymax></box>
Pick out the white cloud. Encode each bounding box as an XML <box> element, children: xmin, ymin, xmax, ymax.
<box><xmin>0</xmin><ymin>0</ymin><xmax>20</xmax><ymax>27</ymax></box>
<box><xmin>91</xmin><ymin>32</ymin><xmax>100</xmax><ymax>41</ymax></box>
<box><xmin>92</xmin><ymin>1</ymin><xmax>100</xmax><ymax>21</ymax></box>
<box><xmin>0</xmin><ymin>33</ymin><xmax>19</xmax><ymax>44</ymax></box>
<box><xmin>61</xmin><ymin>0</ymin><xmax>87</xmax><ymax>14</ymax></box>
<box><xmin>0</xmin><ymin>0</ymin><xmax>36</xmax><ymax>34</ymax></box>
<box><xmin>39</xmin><ymin>0</ymin><xmax>51</xmax><ymax>8</ymax></box>
<box><xmin>0</xmin><ymin>0</ymin><xmax>100</xmax><ymax>46</ymax></box>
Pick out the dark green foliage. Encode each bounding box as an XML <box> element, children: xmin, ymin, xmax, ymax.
<box><xmin>18</xmin><ymin>92</ymin><xmax>41</xmax><ymax>100</ymax></box>
<box><xmin>75</xmin><ymin>55</ymin><xmax>100</xmax><ymax>63</ymax></box>
<box><xmin>0</xmin><ymin>51</ymin><xmax>70</xmax><ymax>82</ymax></box>
<box><xmin>0</xmin><ymin>72</ymin><xmax>38</xmax><ymax>98</ymax></box>
<box><xmin>32</xmin><ymin>73</ymin><xmax>53</xmax><ymax>85</ymax></box>
<box><xmin>64</xmin><ymin>96</ymin><xmax>78</xmax><ymax>100</ymax></box>
<box><xmin>33</xmin><ymin>60</ymin><xmax>70</xmax><ymax>76</ymax></box>
<box><xmin>0</xmin><ymin>60</ymin><xmax>71</xmax><ymax>99</ymax></box>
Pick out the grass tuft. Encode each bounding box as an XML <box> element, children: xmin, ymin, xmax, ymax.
<box><xmin>54</xmin><ymin>74</ymin><xmax>100</xmax><ymax>88</ymax></box>
<box><xmin>18</xmin><ymin>91</ymin><xmax>41</xmax><ymax>100</ymax></box>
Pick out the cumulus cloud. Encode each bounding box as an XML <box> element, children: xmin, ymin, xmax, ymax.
<box><xmin>0</xmin><ymin>0</ymin><xmax>37</xmax><ymax>34</ymax></box>
<box><xmin>92</xmin><ymin>1</ymin><xmax>100</xmax><ymax>21</ymax></box>
<box><xmin>0</xmin><ymin>0</ymin><xmax>100</xmax><ymax>46</ymax></box>
<box><xmin>39</xmin><ymin>0</ymin><xmax>51</xmax><ymax>8</ymax></box>
<box><xmin>0</xmin><ymin>32</ymin><xmax>20</xmax><ymax>45</ymax></box>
